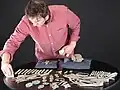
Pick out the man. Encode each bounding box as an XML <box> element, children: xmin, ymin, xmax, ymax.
<box><xmin>0</xmin><ymin>0</ymin><xmax>83</xmax><ymax>77</ymax></box>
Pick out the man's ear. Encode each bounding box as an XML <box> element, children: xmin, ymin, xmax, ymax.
<box><xmin>45</xmin><ymin>15</ymin><xmax>49</xmax><ymax>21</ymax></box>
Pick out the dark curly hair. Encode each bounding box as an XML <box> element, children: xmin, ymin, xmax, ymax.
<box><xmin>25</xmin><ymin>0</ymin><xmax>50</xmax><ymax>18</ymax></box>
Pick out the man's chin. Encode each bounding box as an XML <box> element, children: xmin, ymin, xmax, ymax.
<box><xmin>37</xmin><ymin>23</ymin><xmax>45</xmax><ymax>27</ymax></box>
<box><xmin>39</xmin><ymin>22</ymin><xmax>45</xmax><ymax>26</ymax></box>
<box><xmin>33</xmin><ymin>24</ymin><xmax>42</xmax><ymax>27</ymax></box>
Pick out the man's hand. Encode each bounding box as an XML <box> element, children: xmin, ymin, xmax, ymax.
<box><xmin>1</xmin><ymin>52</ymin><xmax>14</xmax><ymax>78</ymax></box>
<box><xmin>59</xmin><ymin>41</ymin><xmax>76</xmax><ymax>57</ymax></box>
<box><xmin>1</xmin><ymin>62</ymin><xmax>14</xmax><ymax>78</ymax></box>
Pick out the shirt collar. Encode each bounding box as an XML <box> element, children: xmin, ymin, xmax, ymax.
<box><xmin>46</xmin><ymin>7</ymin><xmax>53</xmax><ymax>24</ymax></box>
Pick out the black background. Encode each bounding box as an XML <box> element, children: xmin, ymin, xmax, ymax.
<box><xmin>0</xmin><ymin>0</ymin><xmax>120</xmax><ymax>90</ymax></box>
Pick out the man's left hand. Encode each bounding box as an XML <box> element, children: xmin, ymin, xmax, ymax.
<box><xmin>59</xmin><ymin>42</ymin><xmax>76</xmax><ymax>57</ymax></box>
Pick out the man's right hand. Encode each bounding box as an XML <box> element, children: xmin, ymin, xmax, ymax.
<box><xmin>1</xmin><ymin>52</ymin><xmax>14</xmax><ymax>78</ymax></box>
<box><xmin>1</xmin><ymin>62</ymin><xmax>14</xmax><ymax>77</ymax></box>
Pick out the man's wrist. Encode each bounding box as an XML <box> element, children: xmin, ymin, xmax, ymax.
<box><xmin>1</xmin><ymin>60</ymin><xmax>10</xmax><ymax>65</ymax></box>
<box><xmin>1</xmin><ymin>52</ymin><xmax>11</xmax><ymax>64</ymax></box>
<box><xmin>69</xmin><ymin>41</ymin><xmax>77</xmax><ymax>47</ymax></box>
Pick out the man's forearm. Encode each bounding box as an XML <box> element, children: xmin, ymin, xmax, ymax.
<box><xmin>1</xmin><ymin>52</ymin><xmax>11</xmax><ymax>64</ymax></box>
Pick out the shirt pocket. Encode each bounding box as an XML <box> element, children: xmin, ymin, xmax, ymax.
<box><xmin>57</xmin><ymin>27</ymin><xmax>65</xmax><ymax>31</ymax></box>
<box><xmin>55</xmin><ymin>25</ymin><xmax>67</xmax><ymax>32</ymax></box>
<box><xmin>52</xmin><ymin>25</ymin><xmax>68</xmax><ymax>42</ymax></box>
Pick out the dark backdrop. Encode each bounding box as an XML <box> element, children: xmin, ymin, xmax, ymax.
<box><xmin>0</xmin><ymin>0</ymin><xmax>120</xmax><ymax>90</ymax></box>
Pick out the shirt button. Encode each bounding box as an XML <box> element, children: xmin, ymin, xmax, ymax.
<box><xmin>49</xmin><ymin>34</ymin><xmax>51</xmax><ymax>36</ymax></box>
<box><xmin>52</xmin><ymin>48</ymin><xmax>55</xmax><ymax>50</ymax></box>
<box><xmin>46</xmin><ymin>25</ymin><xmax>48</xmax><ymax>27</ymax></box>
<box><xmin>51</xmin><ymin>43</ymin><xmax>53</xmax><ymax>45</ymax></box>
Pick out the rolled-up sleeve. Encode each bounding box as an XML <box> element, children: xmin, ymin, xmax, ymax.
<box><xmin>0</xmin><ymin>20</ymin><xmax>29</xmax><ymax>61</ymax></box>
<box><xmin>67</xmin><ymin>7</ymin><xmax>80</xmax><ymax>42</ymax></box>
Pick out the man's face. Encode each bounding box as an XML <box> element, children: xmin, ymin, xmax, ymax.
<box><xmin>28</xmin><ymin>15</ymin><xmax>49</xmax><ymax>27</ymax></box>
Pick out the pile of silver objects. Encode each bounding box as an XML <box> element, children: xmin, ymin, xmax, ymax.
<box><xmin>63</xmin><ymin>71</ymin><xmax>118</xmax><ymax>87</ymax></box>
<box><xmin>15</xmin><ymin>69</ymin><xmax>53</xmax><ymax>83</ymax></box>
<box><xmin>14</xmin><ymin>69</ymin><xmax>118</xmax><ymax>89</ymax></box>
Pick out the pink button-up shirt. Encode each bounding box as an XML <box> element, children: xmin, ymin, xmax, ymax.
<box><xmin>0</xmin><ymin>5</ymin><xmax>80</xmax><ymax>61</ymax></box>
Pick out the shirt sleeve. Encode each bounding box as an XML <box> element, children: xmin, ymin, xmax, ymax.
<box><xmin>67</xmin><ymin>7</ymin><xmax>80</xmax><ymax>42</ymax></box>
<box><xmin>0</xmin><ymin>20</ymin><xmax>29</xmax><ymax>62</ymax></box>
